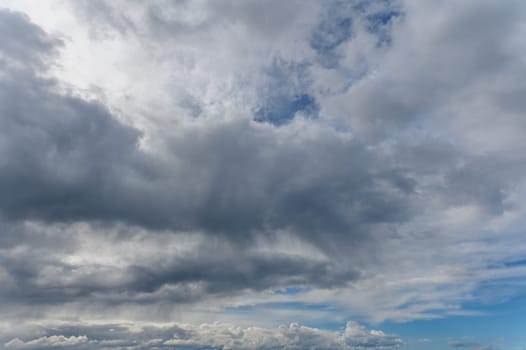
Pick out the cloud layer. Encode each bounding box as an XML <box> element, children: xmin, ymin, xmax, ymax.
<box><xmin>1</xmin><ymin>0</ymin><xmax>526</xmax><ymax>347</ymax></box>
<box><xmin>1</xmin><ymin>321</ymin><xmax>402</xmax><ymax>350</ymax></box>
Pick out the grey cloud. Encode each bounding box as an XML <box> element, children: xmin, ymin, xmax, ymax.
<box><xmin>0</xmin><ymin>69</ymin><xmax>148</xmax><ymax>225</ymax></box>
<box><xmin>0</xmin><ymin>8</ymin><xmax>417</xmax><ymax>247</ymax></box>
<box><xmin>0</xmin><ymin>9</ymin><xmax>62</xmax><ymax>69</ymax></box>
<box><xmin>125</xmin><ymin>251</ymin><xmax>359</xmax><ymax>296</ymax></box>
<box><xmin>326</xmin><ymin>0</ymin><xmax>526</xmax><ymax>139</ymax></box>
<box><xmin>1</xmin><ymin>0</ymin><xmax>526</xmax><ymax>332</ymax></box>
<box><xmin>71</xmin><ymin>0</ymin><xmax>320</xmax><ymax>43</ymax></box>
<box><xmin>0</xmin><ymin>220</ymin><xmax>358</xmax><ymax>308</ymax></box>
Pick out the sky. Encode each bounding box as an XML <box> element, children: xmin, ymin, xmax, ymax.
<box><xmin>0</xmin><ymin>0</ymin><xmax>525</xmax><ymax>349</ymax></box>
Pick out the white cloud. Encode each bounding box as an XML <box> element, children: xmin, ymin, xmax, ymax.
<box><xmin>4</xmin><ymin>335</ymin><xmax>88</xmax><ymax>349</ymax></box>
<box><xmin>1</xmin><ymin>322</ymin><xmax>401</xmax><ymax>350</ymax></box>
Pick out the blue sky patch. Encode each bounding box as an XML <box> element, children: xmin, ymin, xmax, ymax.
<box><xmin>365</xmin><ymin>9</ymin><xmax>402</xmax><ymax>46</ymax></box>
<box><xmin>254</xmin><ymin>93</ymin><xmax>318</xmax><ymax>126</ymax></box>
<box><xmin>310</xmin><ymin>2</ymin><xmax>353</xmax><ymax>68</ymax></box>
<box><xmin>254</xmin><ymin>59</ymin><xmax>318</xmax><ymax>126</ymax></box>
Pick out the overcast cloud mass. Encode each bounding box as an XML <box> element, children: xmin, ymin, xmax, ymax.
<box><xmin>0</xmin><ymin>1</ymin><xmax>526</xmax><ymax>349</ymax></box>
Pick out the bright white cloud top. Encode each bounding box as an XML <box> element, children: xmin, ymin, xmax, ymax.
<box><xmin>0</xmin><ymin>1</ymin><xmax>525</xmax><ymax>349</ymax></box>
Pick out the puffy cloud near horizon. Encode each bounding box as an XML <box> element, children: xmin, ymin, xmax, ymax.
<box><xmin>1</xmin><ymin>321</ymin><xmax>402</xmax><ymax>350</ymax></box>
<box><xmin>1</xmin><ymin>0</ymin><xmax>526</xmax><ymax>347</ymax></box>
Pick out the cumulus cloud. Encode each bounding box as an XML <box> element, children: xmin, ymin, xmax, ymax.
<box><xmin>1</xmin><ymin>322</ymin><xmax>401</xmax><ymax>350</ymax></box>
<box><xmin>4</xmin><ymin>335</ymin><xmax>88</xmax><ymax>349</ymax></box>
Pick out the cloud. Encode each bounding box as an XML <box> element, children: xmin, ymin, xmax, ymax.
<box><xmin>344</xmin><ymin>321</ymin><xmax>403</xmax><ymax>349</ymax></box>
<box><xmin>0</xmin><ymin>0</ymin><xmax>526</xmax><ymax>341</ymax></box>
<box><xmin>0</xmin><ymin>7</ymin><xmax>416</xmax><ymax>244</ymax></box>
<box><xmin>4</xmin><ymin>335</ymin><xmax>88</xmax><ymax>350</ymax></box>
<box><xmin>0</xmin><ymin>9</ymin><xmax>62</xmax><ymax>69</ymax></box>
<box><xmin>1</xmin><ymin>321</ymin><xmax>401</xmax><ymax>350</ymax></box>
